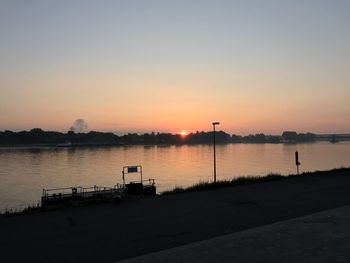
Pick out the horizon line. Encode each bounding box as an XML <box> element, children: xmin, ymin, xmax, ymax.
<box><xmin>2</xmin><ymin>128</ymin><xmax>350</xmax><ymax>137</ymax></box>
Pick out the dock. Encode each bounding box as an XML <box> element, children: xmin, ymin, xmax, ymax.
<box><xmin>41</xmin><ymin>165</ymin><xmax>156</xmax><ymax>207</ymax></box>
<box><xmin>41</xmin><ymin>185</ymin><xmax>123</xmax><ymax>206</ymax></box>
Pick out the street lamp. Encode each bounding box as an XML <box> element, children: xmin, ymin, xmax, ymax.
<box><xmin>212</xmin><ymin>122</ymin><xmax>220</xmax><ymax>183</ymax></box>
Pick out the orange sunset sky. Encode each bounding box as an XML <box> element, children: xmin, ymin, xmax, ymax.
<box><xmin>1</xmin><ymin>1</ymin><xmax>350</xmax><ymax>135</ymax></box>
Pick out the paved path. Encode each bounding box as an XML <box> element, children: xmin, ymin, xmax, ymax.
<box><xmin>1</xmin><ymin>171</ymin><xmax>350</xmax><ymax>262</ymax></box>
<box><xmin>117</xmin><ymin>205</ymin><xmax>350</xmax><ymax>262</ymax></box>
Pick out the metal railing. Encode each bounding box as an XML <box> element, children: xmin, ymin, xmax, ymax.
<box><xmin>42</xmin><ymin>187</ymin><xmax>83</xmax><ymax>198</ymax></box>
<box><xmin>42</xmin><ymin>179</ymin><xmax>155</xmax><ymax>201</ymax></box>
<box><xmin>127</xmin><ymin>178</ymin><xmax>155</xmax><ymax>186</ymax></box>
<box><xmin>42</xmin><ymin>185</ymin><xmax>123</xmax><ymax>200</ymax></box>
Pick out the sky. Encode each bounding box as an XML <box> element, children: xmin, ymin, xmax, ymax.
<box><xmin>1</xmin><ymin>0</ymin><xmax>350</xmax><ymax>135</ymax></box>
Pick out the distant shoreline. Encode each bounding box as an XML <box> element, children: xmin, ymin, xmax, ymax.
<box><xmin>0</xmin><ymin>142</ymin><xmax>125</xmax><ymax>148</ymax></box>
<box><xmin>0</xmin><ymin>141</ymin><xmax>349</xmax><ymax>149</ymax></box>
<box><xmin>2</xmin><ymin>129</ymin><xmax>350</xmax><ymax>147</ymax></box>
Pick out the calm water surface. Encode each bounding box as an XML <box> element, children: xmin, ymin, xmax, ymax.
<box><xmin>1</xmin><ymin>142</ymin><xmax>350</xmax><ymax>210</ymax></box>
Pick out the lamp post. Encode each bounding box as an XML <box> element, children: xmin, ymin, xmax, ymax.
<box><xmin>212</xmin><ymin>122</ymin><xmax>220</xmax><ymax>183</ymax></box>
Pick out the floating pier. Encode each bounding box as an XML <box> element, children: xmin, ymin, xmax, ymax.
<box><xmin>41</xmin><ymin>185</ymin><xmax>122</xmax><ymax>206</ymax></box>
<box><xmin>41</xmin><ymin>165</ymin><xmax>156</xmax><ymax>207</ymax></box>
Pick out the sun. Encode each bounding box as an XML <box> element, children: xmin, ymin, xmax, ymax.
<box><xmin>181</xmin><ymin>131</ymin><xmax>187</xmax><ymax>136</ymax></box>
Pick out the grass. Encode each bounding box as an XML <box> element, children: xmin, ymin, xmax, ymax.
<box><xmin>161</xmin><ymin>167</ymin><xmax>350</xmax><ymax>195</ymax></box>
<box><xmin>0</xmin><ymin>195</ymin><xmax>122</xmax><ymax>217</ymax></box>
<box><xmin>0</xmin><ymin>202</ymin><xmax>41</xmax><ymax>217</ymax></box>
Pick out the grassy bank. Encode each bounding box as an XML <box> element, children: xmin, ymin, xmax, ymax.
<box><xmin>161</xmin><ymin>167</ymin><xmax>350</xmax><ymax>195</ymax></box>
<box><xmin>0</xmin><ymin>203</ymin><xmax>41</xmax><ymax>217</ymax></box>
<box><xmin>0</xmin><ymin>195</ymin><xmax>122</xmax><ymax>217</ymax></box>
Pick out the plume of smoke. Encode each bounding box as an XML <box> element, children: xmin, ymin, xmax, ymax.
<box><xmin>69</xmin><ymin>119</ymin><xmax>88</xmax><ymax>133</ymax></box>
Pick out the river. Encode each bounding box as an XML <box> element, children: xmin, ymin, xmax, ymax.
<box><xmin>1</xmin><ymin>142</ymin><xmax>349</xmax><ymax>210</ymax></box>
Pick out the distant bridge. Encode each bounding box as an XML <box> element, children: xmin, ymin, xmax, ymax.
<box><xmin>316</xmin><ymin>134</ymin><xmax>350</xmax><ymax>141</ymax></box>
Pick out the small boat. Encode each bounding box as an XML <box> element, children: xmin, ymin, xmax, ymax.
<box><xmin>330</xmin><ymin>135</ymin><xmax>339</xmax><ymax>143</ymax></box>
<box><xmin>56</xmin><ymin>141</ymin><xmax>72</xmax><ymax>147</ymax></box>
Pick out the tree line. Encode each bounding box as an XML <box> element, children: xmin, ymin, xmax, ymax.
<box><xmin>0</xmin><ymin>129</ymin><xmax>317</xmax><ymax>146</ymax></box>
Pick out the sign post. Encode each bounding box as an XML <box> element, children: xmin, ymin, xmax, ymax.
<box><xmin>122</xmin><ymin>165</ymin><xmax>143</xmax><ymax>186</ymax></box>
<box><xmin>212</xmin><ymin>122</ymin><xmax>220</xmax><ymax>183</ymax></box>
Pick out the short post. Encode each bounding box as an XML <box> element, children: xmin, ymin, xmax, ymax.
<box><xmin>295</xmin><ymin>151</ymin><xmax>301</xmax><ymax>175</ymax></box>
<box><xmin>140</xmin><ymin>166</ymin><xmax>143</xmax><ymax>183</ymax></box>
